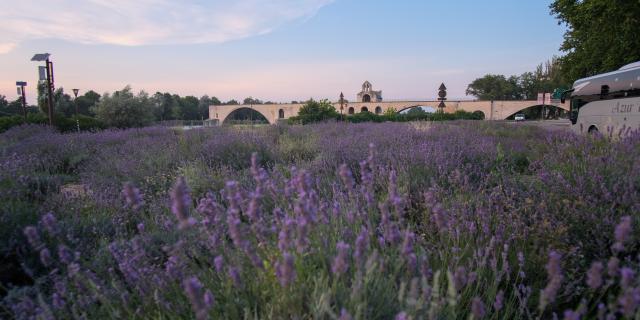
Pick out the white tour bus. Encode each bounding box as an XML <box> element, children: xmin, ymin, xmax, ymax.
<box><xmin>564</xmin><ymin>61</ymin><xmax>640</xmax><ymax>136</ymax></box>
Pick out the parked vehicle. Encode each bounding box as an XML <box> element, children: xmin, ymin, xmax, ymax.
<box><xmin>564</xmin><ymin>61</ymin><xmax>640</xmax><ymax>136</ymax></box>
<box><xmin>514</xmin><ymin>114</ymin><xmax>525</xmax><ymax>121</ymax></box>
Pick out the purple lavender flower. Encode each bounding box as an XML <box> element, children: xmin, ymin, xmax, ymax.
<box><xmin>618</xmin><ymin>288</ymin><xmax>639</xmax><ymax>317</ymax></box>
<box><xmin>339</xmin><ymin>308</ymin><xmax>352</xmax><ymax>320</ymax></box>
<box><xmin>58</xmin><ymin>245</ymin><xmax>74</xmax><ymax>264</ymax></box>
<box><xmin>493</xmin><ymin>290</ymin><xmax>504</xmax><ymax>312</ymax></box>
<box><xmin>540</xmin><ymin>251</ymin><xmax>563</xmax><ymax>309</ymax></box>
<box><xmin>453</xmin><ymin>266</ymin><xmax>467</xmax><ymax>291</ymax></box>
<box><xmin>612</xmin><ymin>216</ymin><xmax>632</xmax><ymax>252</ymax></box>
<box><xmin>23</xmin><ymin>226</ymin><xmax>41</xmax><ymax>249</ymax></box>
<box><xmin>586</xmin><ymin>262</ymin><xmax>603</xmax><ymax>289</ymax></box>
<box><xmin>122</xmin><ymin>182</ymin><xmax>144</xmax><ymax>211</ymax></box>
<box><xmin>41</xmin><ymin>212</ymin><xmax>60</xmax><ymax>235</ymax></box>
<box><xmin>354</xmin><ymin>228</ymin><xmax>369</xmax><ymax>266</ymax></box>
<box><xmin>183</xmin><ymin>276</ymin><xmax>212</xmax><ymax>320</ymax></box>
<box><xmin>228</xmin><ymin>267</ymin><xmax>242</xmax><ymax>287</ymax></box>
<box><xmin>171</xmin><ymin>177</ymin><xmax>195</xmax><ymax>229</ymax></box>
<box><xmin>401</xmin><ymin>230</ymin><xmax>415</xmax><ymax>256</ymax></box>
<box><xmin>214</xmin><ymin>256</ymin><xmax>224</xmax><ymax>273</ymax></box>
<box><xmin>395</xmin><ymin>311</ymin><xmax>408</xmax><ymax>320</ymax></box>
<box><xmin>471</xmin><ymin>297</ymin><xmax>486</xmax><ymax>319</ymax></box>
<box><xmin>620</xmin><ymin>267</ymin><xmax>635</xmax><ymax>289</ymax></box>
<box><xmin>39</xmin><ymin>248</ymin><xmax>52</xmax><ymax>267</ymax></box>
<box><xmin>275</xmin><ymin>252</ymin><xmax>296</xmax><ymax>287</ymax></box>
<box><xmin>331</xmin><ymin>242</ymin><xmax>350</xmax><ymax>276</ymax></box>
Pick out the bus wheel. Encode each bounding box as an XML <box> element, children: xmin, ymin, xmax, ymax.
<box><xmin>588</xmin><ymin>125</ymin><xmax>599</xmax><ymax>134</ymax></box>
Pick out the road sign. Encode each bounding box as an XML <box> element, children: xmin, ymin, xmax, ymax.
<box><xmin>16</xmin><ymin>81</ymin><xmax>27</xmax><ymax>86</ymax></box>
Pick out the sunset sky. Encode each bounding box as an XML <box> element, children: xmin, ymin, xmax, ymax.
<box><xmin>0</xmin><ymin>0</ymin><xmax>565</xmax><ymax>103</ymax></box>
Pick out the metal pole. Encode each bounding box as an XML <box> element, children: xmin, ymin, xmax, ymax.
<box><xmin>21</xmin><ymin>84</ymin><xmax>27</xmax><ymax>121</ymax></box>
<box><xmin>73</xmin><ymin>89</ymin><xmax>80</xmax><ymax>132</ymax></box>
<box><xmin>45</xmin><ymin>59</ymin><xmax>55</xmax><ymax>126</ymax></box>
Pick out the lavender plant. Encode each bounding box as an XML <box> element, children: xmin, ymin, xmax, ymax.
<box><xmin>0</xmin><ymin>122</ymin><xmax>638</xmax><ymax>319</ymax></box>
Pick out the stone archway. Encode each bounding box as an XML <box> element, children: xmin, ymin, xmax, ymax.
<box><xmin>222</xmin><ymin>107</ymin><xmax>271</xmax><ymax>124</ymax></box>
<box><xmin>375</xmin><ymin>106</ymin><xmax>382</xmax><ymax>114</ymax></box>
<box><xmin>348</xmin><ymin>107</ymin><xmax>355</xmax><ymax>115</ymax></box>
<box><xmin>278</xmin><ymin>109</ymin><xmax>285</xmax><ymax>119</ymax></box>
<box><xmin>362</xmin><ymin>94</ymin><xmax>371</xmax><ymax>103</ymax></box>
<box><xmin>361</xmin><ymin>106</ymin><xmax>369</xmax><ymax>113</ymax></box>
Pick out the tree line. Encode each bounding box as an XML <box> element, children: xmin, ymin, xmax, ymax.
<box><xmin>0</xmin><ymin>85</ymin><xmax>277</xmax><ymax>130</ymax></box>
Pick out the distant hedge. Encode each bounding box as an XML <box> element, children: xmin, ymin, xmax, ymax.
<box><xmin>342</xmin><ymin>110</ymin><xmax>484</xmax><ymax>123</ymax></box>
<box><xmin>0</xmin><ymin>113</ymin><xmax>105</xmax><ymax>133</ymax></box>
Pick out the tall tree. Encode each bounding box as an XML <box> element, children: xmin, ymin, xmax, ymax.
<box><xmin>93</xmin><ymin>86</ymin><xmax>154</xmax><ymax>128</ymax></box>
<box><xmin>466</xmin><ymin>75</ymin><xmax>520</xmax><ymax>100</ymax></box>
<box><xmin>74</xmin><ymin>90</ymin><xmax>101</xmax><ymax>116</ymax></box>
<box><xmin>551</xmin><ymin>0</ymin><xmax>640</xmax><ymax>82</ymax></box>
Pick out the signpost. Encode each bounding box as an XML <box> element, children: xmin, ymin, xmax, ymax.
<box><xmin>437</xmin><ymin>83</ymin><xmax>447</xmax><ymax>112</ymax></box>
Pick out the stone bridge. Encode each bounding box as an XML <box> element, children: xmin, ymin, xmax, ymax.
<box><xmin>209</xmin><ymin>100</ymin><xmax>570</xmax><ymax>124</ymax></box>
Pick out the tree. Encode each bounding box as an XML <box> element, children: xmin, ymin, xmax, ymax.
<box><xmin>550</xmin><ymin>0</ymin><xmax>640</xmax><ymax>82</ymax></box>
<box><xmin>93</xmin><ymin>86</ymin><xmax>154</xmax><ymax>128</ymax></box>
<box><xmin>179</xmin><ymin>96</ymin><xmax>200</xmax><ymax>120</ymax></box>
<box><xmin>466</xmin><ymin>74</ymin><xmax>520</xmax><ymax>100</ymax></box>
<box><xmin>74</xmin><ymin>90</ymin><xmax>101</xmax><ymax>116</ymax></box>
<box><xmin>289</xmin><ymin>99</ymin><xmax>339</xmax><ymax>124</ymax></box>
<box><xmin>225</xmin><ymin>99</ymin><xmax>239</xmax><ymax>105</ymax></box>
<box><xmin>243</xmin><ymin>97</ymin><xmax>263</xmax><ymax>105</ymax></box>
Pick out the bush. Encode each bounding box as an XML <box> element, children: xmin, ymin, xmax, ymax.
<box><xmin>288</xmin><ymin>99</ymin><xmax>340</xmax><ymax>124</ymax></box>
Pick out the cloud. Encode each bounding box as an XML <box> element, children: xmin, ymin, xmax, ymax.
<box><xmin>0</xmin><ymin>0</ymin><xmax>333</xmax><ymax>53</ymax></box>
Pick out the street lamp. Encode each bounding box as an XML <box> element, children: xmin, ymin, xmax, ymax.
<box><xmin>72</xmin><ymin>88</ymin><xmax>80</xmax><ymax>132</ymax></box>
<box><xmin>16</xmin><ymin>81</ymin><xmax>27</xmax><ymax>120</ymax></box>
<box><xmin>31</xmin><ymin>53</ymin><xmax>55</xmax><ymax>126</ymax></box>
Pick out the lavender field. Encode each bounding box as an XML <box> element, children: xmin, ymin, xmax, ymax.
<box><xmin>0</xmin><ymin>122</ymin><xmax>638</xmax><ymax>319</ymax></box>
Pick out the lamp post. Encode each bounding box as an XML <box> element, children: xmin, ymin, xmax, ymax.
<box><xmin>16</xmin><ymin>81</ymin><xmax>27</xmax><ymax>120</ymax></box>
<box><xmin>339</xmin><ymin>92</ymin><xmax>344</xmax><ymax>116</ymax></box>
<box><xmin>72</xmin><ymin>88</ymin><xmax>80</xmax><ymax>132</ymax></box>
<box><xmin>31</xmin><ymin>53</ymin><xmax>55</xmax><ymax>126</ymax></box>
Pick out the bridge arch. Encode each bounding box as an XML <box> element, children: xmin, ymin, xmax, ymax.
<box><xmin>361</xmin><ymin>106</ymin><xmax>369</xmax><ymax>113</ymax></box>
<box><xmin>348</xmin><ymin>107</ymin><xmax>355</xmax><ymax>114</ymax></box>
<box><xmin>375</xmin><ymin>106</ymin><xmax>382</xmax><ymax>114</ymax></box>
<box><xmin>278</xmin><ymin>109</ymin><xmax>285</xmax><ymax>119</ymax></box>
<box><xmin>221</xmin><ymin>107</ymin><xmax>271</xmax><ymax>124</ymax></box>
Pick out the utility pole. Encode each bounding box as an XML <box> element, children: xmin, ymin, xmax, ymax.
<box><xmin>73</xmin><ymin>88</ymin><xmax>80</xmax><ymax>132</ymax></box>
<box><xmin>31</xmin><ymin>53</ymin><xmax>55</xmax><ymax>126</ymax></box>
<box><xmin>16</xmin><ymin>81</ymin><xmax>28</xmax><ymax>120</ymax></box>
<box><xmin>339</xmin><ymin>92</ymin><xmax>344</xmax><ymax>116</ymax></box>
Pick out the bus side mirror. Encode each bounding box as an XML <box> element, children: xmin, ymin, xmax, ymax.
<box><xmin>569</xmin><ymin>110</ymin><xmax>578</xmax><ymax>125</ymax></box>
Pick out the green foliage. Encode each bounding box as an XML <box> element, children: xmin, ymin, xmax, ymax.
<box><xmin>288</xmin><ymin>99</ymin><xmax>340</xmax><ymax>124</ymax></box>
<box><xmin>466</xmin><ymin>58</ymin><xmax>569</xmax><ymax>100</ymax></box>
<box><xmin>551</xmin><ymin>0</ymin><xmax>640</xmax><ymax>82</ymax></box>
<box><xmin>342</xmin><ymin>110</ymin><xmax>484</xmax><ymax>123</ymax></box>
<box><xmin>0</xmin><ymin>113</ymin><xmax>104</xmax><ymax>133</ymax></box>
<box><xmin>93</xmin><ymin>86</ymin><xmax>155</xmax><ymax>128</ymax></box>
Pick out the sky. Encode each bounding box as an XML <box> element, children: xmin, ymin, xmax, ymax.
<box><xmin>0</xmin><ymin>0</ymin><xmax>566</xmax><ymax>103</ymax></box>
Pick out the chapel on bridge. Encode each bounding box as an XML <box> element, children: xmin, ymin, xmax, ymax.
<box><xmin>357</xmin><ymin>81</ymin><xmax>383</xmax><ymax>103</ymax></box>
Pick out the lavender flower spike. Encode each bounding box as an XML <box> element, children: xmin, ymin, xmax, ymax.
<box><xmin>183</xmin><ymin>276</ymin><xmax>212</xmax><ymax>320</ymax></box>
<box><xmin>332</xmin><ymin>242</ymin><xmax>350</xmax><ymax>276</ymax></box>
<box><xmin>122</xmin><ymin>182</ymin><xmax>144</xmax><ymax>211</ymax></box>
<box><xmin>171</xmin><ymin>177</ymin><xmax>195</xmax><ymax>229</ymax></box>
